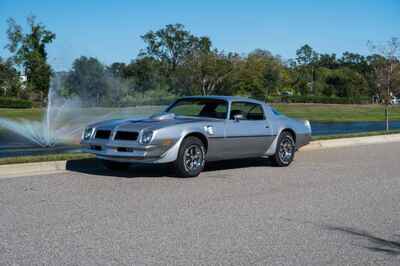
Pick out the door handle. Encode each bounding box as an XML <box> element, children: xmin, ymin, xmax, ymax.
<box><xmin>265</xmin><ymin>125</ymin><xmax>269</xmax><ymax>128</ymax></box>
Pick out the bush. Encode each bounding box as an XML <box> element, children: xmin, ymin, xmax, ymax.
<box><xmin>0</xmin><ymin>97</ymin><xmax>33</xmax><ymax>108</ymax></box>
<box><xmin>267</xmin><ymin>95</ymin><xmax>371</xmax><ymax>104</ymax></box>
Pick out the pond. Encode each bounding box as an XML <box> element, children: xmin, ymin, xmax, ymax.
<box><xmin>310</xmin><ymin>121</ymin><xmax>400</xmax><ymax>135</ymax></box>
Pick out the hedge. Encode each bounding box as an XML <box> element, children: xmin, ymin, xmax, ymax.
<box><xmin>267</xmin><ymin>95</ymin><xmax>371</xmax><ymax>104</ymax></box>
<box><xmin>0</xmin><ymin>97</ymin><xmax>33</xmax><ymax>108</ymax></box>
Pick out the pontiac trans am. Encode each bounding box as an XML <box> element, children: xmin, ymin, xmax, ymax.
<box><xmin>81</xmin><ymin>96</ymin><xmax>312</xmax><ymax>177</ymax></box>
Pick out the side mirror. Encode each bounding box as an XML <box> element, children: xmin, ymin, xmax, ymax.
<box><xmin>234</xmin><ymin>114</ymin><xmax>244</xmax><ymax>122</ymax></box>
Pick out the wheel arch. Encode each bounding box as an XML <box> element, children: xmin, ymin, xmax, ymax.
<box><xmin>281</xmin><ymin>128</ymin><xmax>296</xmax><ymax>143</ymax></box>
<box><xmin>265</xmin><ymin>127</ymin><xmax>297</xmax><ymax>156</ymax></box>
<box><xmin>183</xmin><ymin>132</ymin><xmax>209</xmax><ymax>152</ymax></box>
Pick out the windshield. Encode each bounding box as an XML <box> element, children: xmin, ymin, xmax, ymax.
<box><xmin>166</xmin><ymin>98</ymin><xmax>228</xmax><ymax>119</ymax></box>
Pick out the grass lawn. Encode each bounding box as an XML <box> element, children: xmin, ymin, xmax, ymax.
<box><xmin>271</xmin><ymin>103</ymin><xmax>400</xmax><ymax>122</ymax></box>
<box><xmin>0</xmin><ymin>153</ymin><xmax>94</xmax><ymax>165</ymax></box>
<box><xmin>0</xmin><ymin>106</ymin><xmax>164</xmax><ymax>122</ymax></box>
<box><xmin>0</xmin><ymin>108</ymin><xmax>44</xmax><ymax>121</ymax></box>
<box><xmin>0</xmin><ymin>104</ymin><xmax>400</xmax><ymax>123</ymax></box>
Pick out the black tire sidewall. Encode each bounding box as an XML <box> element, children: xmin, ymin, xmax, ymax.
<box><xmin>175</xmin><ymin>137</ymin><xmax>206</xmax><ymax>177</ymax></box>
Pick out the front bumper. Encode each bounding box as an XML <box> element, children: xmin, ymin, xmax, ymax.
<box><xmin>81</xmin><ymin>138</ymin><xmax>178</xmax><ymax>163</ymax></box>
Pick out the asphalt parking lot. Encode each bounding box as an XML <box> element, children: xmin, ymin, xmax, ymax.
<box><xmin>1</xmin><ymin>142</ymin><xmax>400</xmax><ymax>265</ymax></box>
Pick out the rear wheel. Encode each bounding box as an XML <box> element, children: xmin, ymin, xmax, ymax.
<box><xmin>270</xmin><ymin>131</ymin><xmax>296</xmax><ymax>167</ymax></box>
<box><xmin>174</xmin><ymin>137</ymin><xmax>206</xmax><ymax>177</ymax></box>
<box><xmin>100</xmin><ymin>160</ymin><xmax>130</xmax><ymax>170</ymax></box>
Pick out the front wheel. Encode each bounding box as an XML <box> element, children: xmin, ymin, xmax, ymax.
<box><xmin>174</xmin><ymin>137</ymin><xmax>206</xmax><ymax>177</ymax></box>
<box><xmin>270</xmin><ymin>131</ymin><xmax>296</xmax><ymax>167</ymax></box>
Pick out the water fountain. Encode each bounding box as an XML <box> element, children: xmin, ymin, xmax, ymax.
<box><xmin>0</xmin><ymin>78</ymin><xmax>115</xmax><ymax>157</ymax></box>
<box><xmin>0</xmin><ymin>77</ymin><xmax>162</xmax><ymax>157</ymax></box>
<box><xmin>0</xmin><ymin>94</ymin><xmax>81</xmax><ymax>147</ymax></box>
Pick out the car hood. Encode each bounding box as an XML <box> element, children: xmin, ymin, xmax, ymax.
<box><xmin>89</xmin><ymin>115</ymin><xmax>221</xmax><ymax>132</ymax></box>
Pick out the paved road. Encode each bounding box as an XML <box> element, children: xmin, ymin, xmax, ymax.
<box><xmin>1</xmin><ymin>143</ymin><xmax>400</xmax><ymax>265</ymax></box>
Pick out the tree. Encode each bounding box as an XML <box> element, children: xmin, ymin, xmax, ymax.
<box><xmin>107</xmin><ymin>62</ymin><xmax>126</xmax><ymax>78</ymax></box>
<box><xmin>296</xmin><ymin>44</ymin><xmax>318</xmax><ymax>66</ymax></box>
<box><xmin>65</xmin><ymin>56</ymin><xmax>110</xmax><ymax>106</ymax></box>
<box><xmin>177</xmin><ymin>49</ymin><xmax>234</xmax><ymax>96</ymax></box>
<box><xmin>6</xmin><ymin>16</ymin><xmax>56</xmax><ymax>103</ymax></box>
<box><xmin>368</xmin><ymin>37</ymin><xmax>400</xmax><ymax>131</ymax></box>
<box><xmin>324</xmin><ymin>68</ymin><xmax>368</xmax><ymax>98</ymax></box>
<box><xmin>295</xmin><ymin>44</ymin><xmax>319</xmax><ymax>94</ymax></box>
<box><xmin>123</xmin><ymin>57</ymin><xmax>164</xmax><ymax>96</ymax></box>
<box><xmin>140</xmin><ymin>23</ymin><xmax>209</xmax><ymax>78</ymax></box>
<box><xmin>230</xmin><ymin>50</ymin><xmax>284</xmax><ymax>99</ymax></box>
<box><xmin>316</xmin><ymin>53</ymin><xmax>339</xmax><ymax>69</ymax></box>
<box><xmin>0</xmin><ymin>57</ymin><xmax>22</xmax><ymax>97</ymax></box>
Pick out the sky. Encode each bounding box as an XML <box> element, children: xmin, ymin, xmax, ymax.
<box><xmin>0</xmin><ymin>0</ymin><xmax>399</xmax><ymax>71</ymax></box>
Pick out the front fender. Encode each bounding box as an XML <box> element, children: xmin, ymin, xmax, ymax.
<box><xmin>155</xmin><ymin>126</ymin><xmax>209</xmax><ymax>163</ymax></box>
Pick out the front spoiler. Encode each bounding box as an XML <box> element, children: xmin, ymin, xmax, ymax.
<box><xmin>80</xmin><ymin>139</ymin><xmax>180</xmax><ymax>164</ymax></box>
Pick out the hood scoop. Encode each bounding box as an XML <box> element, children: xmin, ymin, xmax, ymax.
<box><xmin>150</xmin><ymin>112</ymin><xmax>175</xmax><ymax>121</ymax></box>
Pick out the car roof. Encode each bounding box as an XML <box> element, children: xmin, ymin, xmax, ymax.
<box><xmin>179</xmin><ymin>95</ymin><xmax>268</xmax><ymax>105</ymax></box>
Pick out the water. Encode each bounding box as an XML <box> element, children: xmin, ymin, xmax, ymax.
<box><xmin>0</xmin><ymin>93</ymin><xmax>97</xmax><ymax>147</ymax></box>
<box><xmin>0</xmin><ymin>106</ymin><xmax>163</xmax><ymax>149</ymax></box>
<box><xmin>311</xmin><ymin>121</ymin><xmax>400</xmax><ymax>135</ymax></box>
<box><xmin>0</xmin><ymin>79</ymin><xmax>164</xmax><ymax>148</ymax></box>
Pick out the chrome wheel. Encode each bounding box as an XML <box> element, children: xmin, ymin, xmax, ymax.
<box><xmin>278</xmin><ymin>135</ymin><xmax>295</xmax><ymax>164</ymax></box>
<box><xmin>183</xmin><ymin>144</ymin><xmax>204</xmax><ymax>172</ymax></box>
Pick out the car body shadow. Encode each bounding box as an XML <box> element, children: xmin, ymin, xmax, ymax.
<box><xmin>325</xmin><ymin>225</ymin><xmax>400</xmax><ymax>256</ymax></box>
<box><xmin>66</xmin><ymin>158</ymin><xmax>172</xmax><ymax>178</ymax></box>
<box><xmin>66</xmin><ymin>157</ymin><xmax>274</xmax><ymax>178</ymax></box>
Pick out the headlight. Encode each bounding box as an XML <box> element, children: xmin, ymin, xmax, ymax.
<box><xmin>139</xmin><ymin>130</ymin><xmax>153</xmax><ymax>145</ymax></box>
<box><xmin>83</xmin><ymin>127</ymin><xmax>94</xmax><ymax>140</ymax></box>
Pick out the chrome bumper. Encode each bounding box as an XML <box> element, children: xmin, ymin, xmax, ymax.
<box><xmin>81</xmin><ymin>139</ymin><xmax>176</xmax><ymax>163</ymax></box>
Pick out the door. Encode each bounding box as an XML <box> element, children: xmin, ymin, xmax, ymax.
<box><xmin>222</xmin><ymin>101</ymin><xmax>274</xmax><ymax>159</ymax></box>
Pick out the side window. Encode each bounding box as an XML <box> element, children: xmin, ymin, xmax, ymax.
<box><xmin>230</xmin><ymin>102</ymin><xmax>265</xmax><ymax>120</ymax></box>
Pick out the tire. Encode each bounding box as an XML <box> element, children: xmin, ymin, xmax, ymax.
<box><xmin>174</xmin><ymin>136</ymin><xmax>206</xmax><ymax>177</ymax></box>
<box><xmin>100</xmin><ymin>159</ymin><xmax>130</xmax><ymax>171</ymax></box>
<box><xmin>270</xmin><ymin>131</ymin><xmax>296</xmax><ymax>167</ymax></box>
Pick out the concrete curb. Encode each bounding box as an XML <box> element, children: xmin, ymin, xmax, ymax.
<box><xmin>301</xmin><ymin>133</ymin><xmax>400</xmax><ymax>151</ymax></box>
<box><xmin>0</xmin><ymin>161</ymin><xmax>67</xmax><ymax>179</ymax></box>
<box><xmin>0</xmin><ymin>133</ymin><xmax>399</xmax><ymax>179</ymax></box>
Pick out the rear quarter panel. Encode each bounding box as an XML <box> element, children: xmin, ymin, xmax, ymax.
<box><xmin>264</xmin><ymin>105</ymin><xmax>311</xmax><ymax>155</ymax></box>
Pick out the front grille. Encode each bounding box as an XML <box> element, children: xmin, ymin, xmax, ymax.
<box><xmin>114</xmin><ymin>131</ymin><xmax>139</xmax><ymax>141</ymax></box>
<box><xmin>90</xmin><ymin>145</ymin><xmax>102</xmax><ymax>151</ymax></box>
<box><xmin>117</xmin><ymin>147</ymin><xmax>134</xmax><ymax>152</ymax></box>
<box><xmin>95</xmin><ymin>130</ymin><xmax>111</xmax><ymax>139</ymax></box>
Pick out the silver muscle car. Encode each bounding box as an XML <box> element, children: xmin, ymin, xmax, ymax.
<box><xmin>81</xmin><ymin>96</ymin><xmax>311</xmax><ymax>177</ymax></box>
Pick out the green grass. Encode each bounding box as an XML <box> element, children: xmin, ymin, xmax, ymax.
<box><xmin>1</xmin><ymin>104</ymin><xmax>400</xmax><ymax>122</ymax></box>
<box><xmin>0</xmin><ymin>106</ymin><xmax>165</xmax><ymax>121</ymax></box>
<box><xmin>272</xmin><ymin>103</ymin><xmax>400</xmax><ymax>122</ymax></box>
<box><xmin>0</xmin><ymin>152</ymin><xmax>94</xmax><ymax>165</ymax></box>
<box><xmin>0</xmin><ymin>108</ymin><xmax>44</xmax><ymax>121</ymax></box>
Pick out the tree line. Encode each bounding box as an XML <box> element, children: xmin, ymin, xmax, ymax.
<box><xmin>1</xmin><ymin>17</ymin><xmax>399</xmax><ymax>107</ymax></box>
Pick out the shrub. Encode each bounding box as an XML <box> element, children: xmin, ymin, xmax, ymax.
<box><xmin>0</xmin><ymin>97</ymin><xmax>33</xmax><ymax>108</ymax></box>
